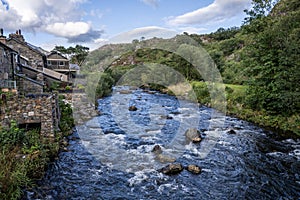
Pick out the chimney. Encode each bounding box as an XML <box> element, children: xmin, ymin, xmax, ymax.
<box><xmin>9</xmin><ymin>29</ymin><xmax>25</xmax><ymax>43</ymax></box>
<box><xmin>0</xmin><ymin>28</ymin><xmax>7</xmax><ymax>44</ymax></box>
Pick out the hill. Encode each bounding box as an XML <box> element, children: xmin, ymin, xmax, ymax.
<box><xmin>81</xmin><ymin>0</ymin><xmax>300</xmax><ymax>136</ymax></box>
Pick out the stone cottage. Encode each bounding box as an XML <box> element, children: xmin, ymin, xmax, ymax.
<box><xmin>1</xmin><ymin>29</ymin><xmax>70</xmax><ymax>89</ymax></box>
<box><xmin>6</xmin><ymin>30</ymin><xmax>47</xmax><ymax>70</ymax></box>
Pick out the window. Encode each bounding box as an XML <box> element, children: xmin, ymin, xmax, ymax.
<box><xmin>59</xmin><ymin>61</ymin><xmax>64</xmax><ymax>66</ymax></box>
<box><xmin>47</xmin><ymin>60</ymin><xmax>51</xmax><ymax>65</ymax></box>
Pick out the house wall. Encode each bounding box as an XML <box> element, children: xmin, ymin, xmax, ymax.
<box><xmin>47</xmin><ymin>53</ymin><xmax>70</xmax><ymax>70</ymax></box>
<box><xmin>17</xmin><ymin>74</ymin><xmax>44</xmax><ymax>95</ymax></box>
<box><xmin>0</xmin><ymin>46</ymin><xmax>13</xmax><ymax>80</ymax></box>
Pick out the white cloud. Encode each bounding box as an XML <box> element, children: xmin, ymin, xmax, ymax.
<box><xmin>45</xmin><ymin>22</ymin><xmax>91</xmax><ymax>38</ymax></box>
<box><xmin>0</xmin><ymin>0</ymin><xmax>103</xmax><ymax>42</ymax></box>
<box><xmin>140</xmin><ymin>0</ymin><xmax>159</xmax><ymax>8</ymax></box>
<box><xmin>167</xmin><ymin>0</ymin><xmax>251</xmax><ymax>26</ymax></box>
<box><xmin>110</xmin><ymin>26</ymin><xmax>177</xmax><ymax>44</ymax></box>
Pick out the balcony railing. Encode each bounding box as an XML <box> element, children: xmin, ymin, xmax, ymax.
<box><xmin>0</xmin><ymin>80</ymin><xmax>17</xmax><ymax>89</ymax></box>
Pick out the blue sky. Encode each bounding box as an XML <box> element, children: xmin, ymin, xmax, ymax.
<box><xmin>0</xmin><ymin>0</ymin><xmax>251</xmax><ymax>50</ymax></box>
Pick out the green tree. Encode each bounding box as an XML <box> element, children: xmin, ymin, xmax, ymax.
<box><xmin>53</xmin><ymin>45</ymin><xmax>89</xmax><ymax>66</ymax></box>
<box><xmin>243</xmin><ymin>0</ymin><xmax>279</xmax><ymax>24</ymax></box>
<box><xmin>244</xmin><ymin>0</ymin><xmax>300</xmax><ymax>115</ymax></box>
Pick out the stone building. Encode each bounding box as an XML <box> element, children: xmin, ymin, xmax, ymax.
<box><xmin>47</xmin><ymin>51</ymin><xmax>77</xmax><ymax>80</ymax></box>
<box><xmin>0</xmin><ymin>29</ymin><xmax>44</xmax><ymax>93</ymax></box>
<box><xmin>0</xmin><ymin>29</ymin><xmax>70</xmax><ymax>91</ymax></box>
<box><xmin>6</xmin><ymin>30</ymin><xmax>47</xmax><ymax>70</ymax></box>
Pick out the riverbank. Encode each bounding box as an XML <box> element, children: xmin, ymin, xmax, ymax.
<box><xmin>191</xmin><ymin>81</ymin><xmax>300</xmax><ymax>138</ymax></box>
<box><xmin>0</xmin><ymin>94</ymin><xmax>74</xmax><ymax>200</ymax></box>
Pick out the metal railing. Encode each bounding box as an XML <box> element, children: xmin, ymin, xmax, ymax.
<box><xmin>0</xmin><ymin>80</ymin><xmax>16</xmax><ymax>89</ymax></box>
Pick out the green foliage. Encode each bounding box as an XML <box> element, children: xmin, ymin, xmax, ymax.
<box><xmin>0</xmin><ymin>121</ymin><xmax>25</xmax><ymax>149</ymax></box>
<box><xmin>76</xmin><ymin>84</ymin><xmax>85</xmax><ymax>90</ymax></box>
<box><xmin>53</xmin><ymin>45</ymin><xmax>89</xmax><ymax>66</ymax></box>
<box><xmin>95</xmin><ymin>72</ymin><xmax>115</xmax><ymax>98</ymax></box>
<box><xmin>208</xmin><ymin>27</ymin><xmax>240</xmax><ymax>41</ymax></box>
<box><xmin>244</xmin><ymin>0</ymin><xmax>300</xmax><ymax>115</ymax></box>
<box><xmin>65</xmin><ymin>85</ymin><xmax>72</xmax><ymax>91</ymax></box>
<box><xmin>191</xmin><ymin>81</ymin><xmax>211</xmax><ymax>105</ymax></box>
<box><xmin>243</xmin><ymin>0</ymin><xmax>279</xmax><ymax>24</ymax></box>
<box><xmin>0</xmin><ymin>122</ymin><xmax>52</xmax><ymax>199</ymax></box>
<box><xmin>0</xmin><ymin>150</ymin><xmax>31</xmax><ymax>200</ymax></box>
<box><xmin>58</xmin><ymin>96</ymin><xmax>74</xmax><ymax>132</ymax></box>
<box><xmin>49</xmin><ymin>81</ymin><xmax>60</xmax><ymax>91</ymax></box>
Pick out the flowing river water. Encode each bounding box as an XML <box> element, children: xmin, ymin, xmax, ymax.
<box><xmin>24</xmin><ymin>87</ymin><xmax>300</xmax><ymax>199</ymax></box>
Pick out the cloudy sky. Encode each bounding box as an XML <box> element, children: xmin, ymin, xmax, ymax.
<box><xmin>0</xmin><ymin>0</ymin><xmax>251</xmax><ymax>50</ymax></box>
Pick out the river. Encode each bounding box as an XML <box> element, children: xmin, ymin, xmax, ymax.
<box><xmin>24</xmin><ymin>87</ymin><xmax>300</xmax><ymax>199</ymax></box>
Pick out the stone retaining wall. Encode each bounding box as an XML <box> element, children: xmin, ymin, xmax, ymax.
<box><xmin>0</xmin><ymin>93</ymin><xmax>59</xmax><ymax>138</ymax></box>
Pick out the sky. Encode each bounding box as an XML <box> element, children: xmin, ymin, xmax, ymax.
<box><xmin>0</xmin><ymin>0</ymin><xmax>252</xmax><ymax>51</ymax></box>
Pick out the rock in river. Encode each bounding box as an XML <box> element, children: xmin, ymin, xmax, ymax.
<box><xmin>129</xmin><ymin>105</ymin><xmax>138</xmax><ymax>111</ymax></box>
<box><xmin>227</xmin><ymin>129</ymin><xmax>236</xmax><ymax>134</ymax></box>
<box><xmin>185</xmin><ymin>128</ymin><xmax>202</xmax><ymax>143</ymax></box>
<box><xmin>159</xmin><ymin>163</ymin><xmax>183</xmax><ymax>175</ymax></box>
<box><xmin>186</xmin><ymin>164</ymin><xmax>202</xmax><ymax>174</ymax></box>
<box><xmin>152</xmin><ymin>144</ymin><xmax>162</xmax><ymax>154</ymax></box>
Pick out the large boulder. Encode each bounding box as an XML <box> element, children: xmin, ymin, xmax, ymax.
<box><xmin>185</xmin><ymin>128</ymin><xmax>202</xmax><ymax>143</ymax></box>
<box><xmin>159</xmin><ymin>163</ymin><xmax>183</xmax><ymax>175</ymax></box>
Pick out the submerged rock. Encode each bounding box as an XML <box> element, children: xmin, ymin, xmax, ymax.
<box><xmin>186</xmin><ymin>164</ymin><xmax>202</xmax><ymax>174</ymax></box>
<box><xmin>185</xmin><ymin>128</ymin><xmax>202</xmax><ymax>143</ymax></box>
<box><xmin>156</xmin><ymin>154</ymin><xmax>176</xmax><ymax>163</ymax></box>
<box><xmin>160</xmin><ymin>115</ymin><xmax>173</xmax><ymax>120</ymax></box>
<box><xmin>119</xmin><ymin>90</ymin><xmax>132</xmax><ymax>94</ymax></box>
<box><xmin>170</xmin><ymin>111</ymin><xmax>181</xmax><ymax>115</ymax></box>
<box><xmin>152</xmin><ymin>145</ymin><xmax>176</xmax><ymax>163</ymax></box>
<box><xmin>159</xmin><ymin>163</ymin><xmax>183</xmax><ymax>175</ymax></box>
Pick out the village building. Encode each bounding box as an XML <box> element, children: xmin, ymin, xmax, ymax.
<box><xmin>0</xmin><ymin>29</ymin><xmax>75</xmax><ymax>93</ymax></box>
<box><xmin>6</xmin><ymin>30</ymin><xmax>47</xmax><ymax>70</ymax></box>
<box><xmin>46</xmin><ymin>51</ymin><xmax>78</xmax><ymax>81</ymax></box>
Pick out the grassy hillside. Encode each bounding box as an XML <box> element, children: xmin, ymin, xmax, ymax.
<box><xmin>81</xmin><ymin>0</ymin><xmax>299</xmax><ymax>136</ymax></box>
